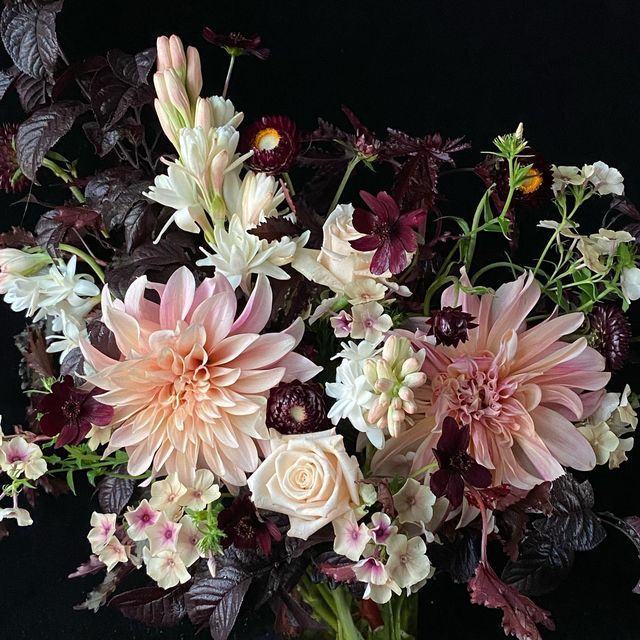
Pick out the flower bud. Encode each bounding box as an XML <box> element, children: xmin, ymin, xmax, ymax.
<box><xmin>186</xmin><ymin>46</ymin><xmax>203</xmax><ymax>105</ymax></box>
<box><xmin>168</xmin><ymin>34</ymin><xmax>187</xmax><ymax>76</ymax></box>
<box><xmin>156</xmin><ymin>36</ymin><xmax>172</xmax><ymax>72</ymax></box>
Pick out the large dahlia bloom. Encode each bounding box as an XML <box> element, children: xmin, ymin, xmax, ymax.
<box><xmin>81</xmin><ymin>267</ymin><xmax>320</xmax><ymax>486</ymax></box>
<box><xmin>409</xmin><ymin>273</ymin><xmax>610</xmax><ymax>489</ymax></box>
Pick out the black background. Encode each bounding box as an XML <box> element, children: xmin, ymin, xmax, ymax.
<box><xmin>2</xmin><ymin>1</ymin><xmax>640</xmax><ymax>638</ymax></box>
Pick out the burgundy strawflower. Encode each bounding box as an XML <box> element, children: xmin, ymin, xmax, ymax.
<box><xmin>241</xmin><ymin>115</ymin><xmax>300</xmax><ymax>174</ymax></box>
<box><xmin>430</xmin><ymin>417</ymin><xmax>492</xmax><ymax>509</ymax></box>
<box><xmin>587</xmin><ymin>304</ymin><xmax>632</xmax><ymax>371</ymax></box>
<box><xmin>37</xmin><ymin>376</ymin><xmax>113</xmax><ymax>447</ymax></box>
<box><xmin>350</xmin><ymin>190</ymin><xmax>426</xmax><ymax>275</ymax></box>
<box><xmin>0</xmin><ymin>123</ymin><xmax>29</xmax><ymax>194</ymax></box>
<box><xmin>202</xmin><ymin>27</ymin><xmax>270</xmax><ymax>60</ymax></box>
<box><xmin>218</xmin><ymin>494</ymin><xmax>282</xmax><ymax>555</ymax></box>
<box><xmin>267</xmin><ymin>380</ymin><xmax>328</xmax><ymax>435</ymax></box>
<box><xmin>426</xmin><ymin>306</ymin><xmax>478</xmax><ymax>347</ymax></box>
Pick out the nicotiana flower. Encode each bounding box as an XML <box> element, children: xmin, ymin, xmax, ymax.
<box><xmin>37</xmin><ymin>375</ymin><xmax>114</xmax><ymax>448</ymax></box>
<box><xmin>0</xmin><ymin>437</ymin><xmax>47</xmax><ymax>480</ymax></box>
<box><xmin>333</xmin><ymin>511</ymin><xmax>371</xmax><ymax>561</ymax></box>
<box><xmin>0</xmin><ymin>123</ymin><xmax>30</xmax><ymax>194</ymax></box>
<box><xmin>385</xmin><ymin>533</ymin><xmax>432</xmax><ymax>591</ymax></box>
<box><xmin>577</xmin><ymin>422</ymin><xmax>620</xmax><ymax>465</ymax></box>
<box><xmin>621</xmin><ymin>266</ymin><xmax>640</xmax><ymax>301</ymax></box>
<box><xmin>409</xmin><ymin>272</ymin><xmax>609</xmax><ymax>489</ymax></box>
<box><xmin>350</xmin><ymin>191</ymin><xmax>426</xmax><ymax>275</ymax></box>
<box><xmin>587</xmin><ymin>161</ymin><xmax>624</xmax><ymax>196</ymax></box>
<box><xmin>0</xmin><ymin>506</ymin><xmax>33</xmax><ymax>526</ymax></box>
<box><xmin>197</xmin><ymin>215</ymin><xmax>308</xmax><ymax>293</ymax></box>
<box><xmin>551</xmin><ymin>165</ymin><xmax>585</xmax><ymax>194</ymax></box>
<box><xmin>247</xmin><ymin>429</ymin><xmax>362</xmax><ymax>539</ymax></box>
<box><xmin>81</xmin><ymin>268</ymin><xmax>319</xmax><ymax>486</ymax></box>
<box><xmin>241</xmin><ymin>115</ymin><xmax>300</xmax><ymax>174</ymax></box>
<box><xmin>587</xmin><ymin>304</ymin><xmax>632</xmax><ymax>371</ymax></box>
<box><xmin>218</xmin><ymin>494</ymin><xmax>282</xmax><ymax>555</ymax></box>
<box><xmin>349</xmin><ymin>301</ymin><xmax>393</xmax><ymax>343</ymax></box>
<box><xmin>393</xmin><ymin>478</ymin><xmax>436</xmax><ymax>525</ymax></box>
<box><xmin>426</xmin><ymin>306</ymin><xmax>478</xmax><ymax>347</ymax></box>
<box><xmin>429</xmin><ymin>418</ymin><xmax>492</xmax><ymax>508</ymax></box>
<box><xmin>266</xmin><ymin>380</ymin><xmax>328</xmax><ymax>435</ymax></box>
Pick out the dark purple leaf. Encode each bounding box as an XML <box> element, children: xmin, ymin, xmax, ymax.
<box><xmin>35</xmin><ymin>206</ymin><xmax>100</xmax><ymax>255</ymax></box>
<box><xmin>596</xmin><ymin>512</ymin><xmax>640</xmax><ymax>594</ymax></box>
<box><xmin>59</xmin><ymin>346</ymin><xmax>83</xmax><ymax>377</ymax></box>
<box><xmin>82</xmin><ymin>121</ymin><xmax>122</xmax><ymax>156</ymax></box>
<box><xmin>17</xmin><ymin>323</ymin><xmax>55</xmax><ymax>378</ymax></box>
<box><xmin>87</xmin><ymin>319</ymin><xmax>121</xmax><ymax>361</ymax></box>
<box><xmin>209</xmin><ymin>579</ymin><xmax>252</xmax><ymax>640</ymax></box>
<box><xmin>0</xmin><ymin>65</ymin><xmax>19</xmax><ymax>100</ymax></box>
<box><xmin>0</xmin><ymin>225</ymin><xmax>36</xmax><ymax>248</ymax></box>
<box><xmin>428</xmin><ymin>529</ymin><xmax>481</xmax><ymax>584</ymax></box>
<box><xmin>109</xmin><ymin>584</ymin><xmax>189</xmax><ymax>627</ymax></box>
<box><xmin>0</xmin><ymin>0</ymin><xmax>62</xmax><ymax>79</ymax></box>
<box><xmin>16</xmin><ymin>100</ymin><xmax>90</xmax><ymax>180</ymax></box>
<box><xmin>97</xmin><ymin>473</ymin><xmax>136</xmax><ymax>515</ymax></box>
<box><xmin>14</xmin><ymin>72</ymin><xmax>48</xmax><ymax>112</ymax></box>
<box><xmin>106</xmin><ymin>47</ymin><xmax>156</xmax><ymax>87</ymax></box>
<box><xmin>248</xmin><ymin>217</ymin><xmax>303</xmax><ymax>242</ymax></box>
<box><xmin>51</xmin><ymin>55</ymin><xmax>107</xmax><ymax>100</ymax></box>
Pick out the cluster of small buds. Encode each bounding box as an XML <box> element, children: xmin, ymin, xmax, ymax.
<box><xmin>86</xmin><ymin>470</ymin><xmax>221</xmax><ymax>591</ymax></box>
<box><xmin>363</xmin><ymin>336</ymin><xmax>427</xmax><ymax>437</ymax></box>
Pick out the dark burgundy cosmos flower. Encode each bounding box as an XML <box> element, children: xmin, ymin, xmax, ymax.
<box><xmin>426</xmin><ymin>306</ymin><xmax>478</xmax><ymax>347</ymax></box>
<box><xmin>266</xmin><ymin>380</ymin><xmax>328</xmax><ymax>435</ymax></box>
<box><xmin>0</xmin><ymin>123</ymin><xmax>29</xmax><ymax>194</ymax></box>
<box><xmin>37</xmin><ymin>376</ymin><xmax>113</xmax><ymax>447</ymax></box>
<box><xmin>241</xmin><ymin>115</ymin><xmax>300</xmax><ymax>174</ymax></box>
<box><xmin>202</xmin><ymin>27</ymin><xmax>270</xmax><ymax>60</ymax></box>
<box><xmin>350</xmin><ymin>190</ymin><xmax>426</xmax><ymax>275</ymax></box>
<box><xmin>587</xmin><ymin>304</ymin><xmax>632</xmax><ymax>371</ymax></box>
<box><xmin>430</xmin><ymin>417</ymin><xmax>492</xmax><ymax>509</ymax></box>
<box><xmin>218</xmin><ymin>494</ymin><xmax>282</xmax><ymax>555</ymax></box>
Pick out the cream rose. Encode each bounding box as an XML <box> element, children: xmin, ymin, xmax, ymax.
<box><xmin>247</xmin><ymin>429</ymin><xmax>362</xmax><ymax>539</ymax></box>
<box><xmin>292</xmin><ymin>204</ymin><xmax>389</xmax><ymax>295</ymax></box>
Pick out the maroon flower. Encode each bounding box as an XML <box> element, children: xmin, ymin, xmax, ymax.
<box><xmin>37</xmin><ymin>376</ymin><xmax>113</xmax><ymax>447</ymax></box>
<box><xmin>588</xmin><ymin>304</ymin><xmax>632</xmax><ymax>371</ymax></box>
<box><xmin>350</xmin><ymin>190</ymin><xmax>426</xmax><ymax>275</ymax></box>
<box><xmin>0</xmin><ymin>123</ymin><xmax>29</xmax><ymax>194</ymax></box>
<box><xmin>241</xmin><ymin>115</ymin><xmax>300</xmax><ymax>174</ymax></box>
<box><xmin>202</xmin><ymin>27</ymin><xmax>270</xmax><ymax>60</ymax></box>
<box><xmin>426</xmin><ymin>306</ymin><xmax>478</xmax><ymax>347</ymax></box>
<box><xmin>430</xmin><ymin>417</ymin><xmax>492</xmax><ymax>509</ymax></box>
<box><xmin>218</xmin><ymin>494</ymin><xmax>282</xmax><ymax>555</ymax></box>
<box><xmin>266</xmin><ymin>380</ymin><xmax>328</xmax><ymax>435</ymax></box>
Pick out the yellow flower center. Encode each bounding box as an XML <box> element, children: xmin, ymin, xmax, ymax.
<box><xmin>253</xmin><ymin>127</ymin><xmax>281</xmax><ymax>151</ymax></box>
<box><xmin>518</xmin><ymin>167</ymin><xmax>544</xmax><ymax>194</ymax></box>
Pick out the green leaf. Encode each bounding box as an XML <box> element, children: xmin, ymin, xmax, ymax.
<box><xmin>66</xmin><ymin>469</ymin><xmax>76</xmax><ymax>495</ymax></box>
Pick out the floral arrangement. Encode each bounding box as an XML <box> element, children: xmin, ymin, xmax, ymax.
<box><xmin>0</xmin><ymin>3</ymin><xmax>639</xmax><ymax>640</ymax></box>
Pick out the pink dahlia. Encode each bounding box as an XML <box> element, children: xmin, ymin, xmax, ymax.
<box><xmin>81</xmin><ymin>267</ymin><xmax>320</xmax><ymax>486</ymax></box>
<box><xmin>410</xmin><ymin>272</ymin><xmax>610</xmax><ymax>489</ymax></box>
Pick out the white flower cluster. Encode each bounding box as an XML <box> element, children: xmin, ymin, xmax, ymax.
<box><xmin>87</xmin><ymin>471</ymin><xmax>220</xmax><ymax>590</ymax></box>
<box><xmin>551</xmin><ymin>161</ymin><xmax>624</xmax><ymax>196</ymax></box>
<box><xmin>145</xmin><ymin>35</ymin><xmax>308</xmax><ymax>294</ymax></box>
<box><xmin>0</xmin><ymin>249</ymin><xmax>100</xmax><ymax>362</ymax></box>
<box><xmin>326</xmin><ymin>336</ymin><xmax>427</xmax><ymax>448</ymax></box>
<box><xmin>332</xmin><ymin>478</ymin><xmax>435</xmax><ymax>604</ymax></box>
<box><xmin>578</xmin><ymin>386</ymin><xmax>638</xmax><ymax>469</ymax></box>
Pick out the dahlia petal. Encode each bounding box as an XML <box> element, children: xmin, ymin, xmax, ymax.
<box><xmin>531</xmin><ymin>405</ymin><xmax>596</xmax><ymax>471</ymax></box>
<box><xmin>511</xmin><ymin>431</ymin><xmax>564</xmax><ymax>483</ymax></box>
<box><xmin>212</xmin><ymin>334</ymin><xmax>260</xmax><ymax>365</ymax></box>
<box><xmin>539</xmin><ymin>385</ymin><xmax>583</xmax><ymax>421</ymax></box>
<box><xmin>124</xmin><ymin>276</ymin><xmax>157</xmax><ymax>325</ymax></box>
<box><xmin>516</xmin><ymin>338</ymin><xmax>588</xmax><ymax>376</ymax></box>
<box><xmin>275</xmin><ymin>352</ymin><xmax>322</xmax><ymax>383</ymax></box>
<box><xmin>108</xmin><ymin>423</ymin><xmax>150</xmax><ymax>449</ymax></box>
<box><xmin>189</xmin><ymin>273</ymin><xmax>234</xmax><ymax>317</ymax></box>
<box><xmin>128</xmin><ymin>442</ymin><xmax>157</xmax><ymax>477</ymax></box>
<box><xmin>101</xmin><ymin>288</ymin><xmax>142</xmax><ymax>355</ymax></box>
<box><xmin>231</xmin><ymin>274</ymin><xmax>272</xmax><ymax>335</ymax></box>
<box><xmin>232</xmin><ymin>368</ymin><xmax>285</xmax><ymax>393</ymax></box>
<box><xmin>232</xmin><ymin>334</ymin><xmax>296</xmax><ymax>369</ymax></box>
<box><xmin>580</xmin><ymin>389</ymin><xmax>606</xmax><ymax>420</ymax></box>
<box><xmin>159</xmin><ymin>266</ymin><xmax>196</xmax><ymax>329</ymax></box>
<box><xmin>191</xmin><ymin>291</ymin><xmax>237</xmax><ymax>347</ymax></box>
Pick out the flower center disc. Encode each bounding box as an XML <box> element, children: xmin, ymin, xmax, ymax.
<box><xmin>253</xmin><ymin>127</ymin><xmax>281</xmax><ymax>151</ymax></box>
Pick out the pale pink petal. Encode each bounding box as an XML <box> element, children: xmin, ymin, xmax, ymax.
<box><xmin>230</xmin><ymin>273</ymin><xmax>272</xmax><ymax>335</ymax></box>
<box><xmin>159</xmin><ymin>266</ymin><xmax>196</xmax><ymax>329</ymax></box>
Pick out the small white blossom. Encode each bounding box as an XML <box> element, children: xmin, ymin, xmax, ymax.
<box><xmin>393</xmin><ymin>478</ymin><xmax>436</xmax><ymax>525</ymax></box>
<box><xmin>332</xmin><ymin>511</ymin><xmax>371</xmax><ymax>561</ymax></box>
<box><xmin>176</xmin><ymin>515</ymin><xmax>204</xmax><ymax>568</ymax></box>
<box><xmin>578</xmin><ymin>422</ymin><xmax>620</xmax><ymax>465</ymax></box>
<box><xmin>0</xmin><ymin>437</ymin><xmax>47</xmax><ymax>480</ymax></box>
<box><xmin>385</xmin><ymin>533</ymin><xmax>432</xmax><ymax>590</ymax></box>
<box><xmin>143</xmin><ymin>547</ymin><xmax>191</xmax><ymax>589</ymax></box>
<box><xmin>178</xmin><ymin>469</ymin><xmax>220</xmax><ymax>510</ymax></box>
<box><xmin>0</xmin><ymin>506</ymin><xmax>33</xmax><ymax>526</ymax></box>
<box><xmin>621</xmin><ymin>266</ymin><xmax>640</xmax><ymax>301</ymax></box>
<box><xmin>97</xmin><ymin>535</ymin><xmax>129</xmax><ymax>571</ymax></box>
<box><xmin>149</xmin><ymin>474</ymin><xmax>187</xmax><ymax>519</ymax></box>
<box><xmin>551</xmin><ymin>165</ymin><xmax>585</xmax><ymax>194</ymax></box>
<box><xmin>87</xmin><ymin>512</ymin><xmax>117</xmax><ymax>554</ymax></box>
<box><xmin>124</xmin><ymin>499</ymin><xmax>161</xmax><ymax>542</ymax></box>
<box><xmin>350</xmin><ymin>301</ymin><xmax>393</xmax><ymax>343</ymax></box>
<box><xmin>146</xmin><ymin>513</ymin><xmax>182</xmax><ymax>556</ymax></box>
<box><xmin>587</xmin><ymin>161</ymin><xmax>624</xmax><ymax>196</ymax></box>
<box><xmin>368</xmin><ymin>512</ymin><xmax>397</xmax><ymax>545</ymax></box>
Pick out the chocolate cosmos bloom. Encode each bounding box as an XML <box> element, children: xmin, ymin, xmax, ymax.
<box><xmin>218</xmin><ymin>494</ymin><xmax>282</xmax><ymax>555</ymax></box>
<box><xmin>588</xmin><ymin>304</ymin><xmax>632</xmax><ymax>371</ymax></box>
<box><xmin>38</xmin><ymin>376</ymin><xmax>114</xmax><ymax>447</ymax></box>
<box><xmin>426</xmin><ymin>306</ymin><xmax>478</xmax><ymax>347</ymax></box>
<box><xmin>430</xmin><ymin>417</ymin><xmax>492</xmax><ymax>509</ymax></box>
<box><xmin>266</xmin><ymin>380</ymin><xmax>328</xmax><ymax>435</ymax></box>
<box><xmin>202</xmin><ymin>27</ymin><xmax>270</xmax><ymax>59</ymax></box>
<box><xmin>241</xmin><ymin>115</ymin><xmax>300</xmax><ymax>174</ymax></box>
<box><xmin>0</xmin><ymin>123</ymin><xmax>29</xmax><ymax>194</ymax></box>
<box><xmin>350</xmin><ymin>190</ymin><xmax>426</xmax><ymax>275</ymax></box>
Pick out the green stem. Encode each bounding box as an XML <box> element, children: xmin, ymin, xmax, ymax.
<box><xmin>41</xmin><ymin>157</ymin><xmax>85</xmax><ymax>204</ymax></box>
<box><xmin>471</xmin><ymin>260</ymin><xmax>525</xmax><ymax>284</ymax></box>
<box><xmin>59</xmin><ymin>243</ymin><xmax>105</xmax><ymax>283</ymax></box>
<box><xmin>222</xmin><ymin>55</ymin><xmax>236</xmax><ymax>99</ymax></box>
<box><xmin>411</xmin><ymin>462</ymin><xmax>438</xmax><ymax>479</ymax></box>
<box><xmin>332</xmin><ymin>586</ymin><xmax>363</xmax><ymax>640</ymax></box>
<box><xmin>329</xmin><ymin>155</ymin><xmax>361</xmax><ymax>215</ymax></box>
<box><xmin>464</xmin><ymin>193</ymin><xmax>489</xmax><ymax>271</ymax></box>
<box><xmin>282</xmin><ymin>171</ymin><xmax>296</xmax><ymax>196</ymax></box>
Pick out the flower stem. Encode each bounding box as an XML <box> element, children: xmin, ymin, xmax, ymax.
<box><xmin>58</xmin><ymin>243</ymin><xmax>106</xmax><ymax>283</ymax></box>
<box><xmin>331</xmin><ymin>586</ymin><xmax>364</xmax><ymax>640</ymax></box>
<box><xmin>41</xmin><ymin>157</ymin><xmax>85</xmax><ymax>204</ymax></box>
<box><xmin>222</xmin><ymin>55</ymin><xmax>236</xmax><ymax>99</ymax></box>
<box><xmin>329</xmin><ymin>155</ymin><xmax>361</xmax><ymax>215</ymax></box>
<box><xmin>282</xmin><ymin>171</ymin><xmax>296</xmax><ymax>196</ymax></box>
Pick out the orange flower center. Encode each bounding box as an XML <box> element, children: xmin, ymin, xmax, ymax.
<box><xmin>253</xmin><ymin>127</ymin><xmax>281</xmax><ymax>151</ymax></box>
<box><xmin>518</xmin><ymin>167</ymin><xmax>544</xmax><ymax>194</ymax></box>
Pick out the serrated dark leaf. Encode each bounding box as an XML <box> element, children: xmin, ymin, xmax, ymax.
<box><xmin>59</xmin><ymin>346</ymin><xmax>83</xmax><ymax>377</ymax></box>
<box><xmin>16</xmin><ymin>100</ymin><xmax>90</xmax><ymax>180</ymax></box>
<box><xmin>597</xmin><ymin>512</ymin><xmax>640</xmax><ymax>594</ymax></box>
<box><xmin>469</xmin><ymin>561</ymin><xmax>555</xmax><ymax>640</ymax></box>
<box><xmin>0</xmin><ymin>65</ymin><xmax>18</xmax><ymax>100</ymax></box>
<box><xmin>87</xmin><ymin>319</ymin><xmax>121</xmax><ymax>361</ymax></box>
<box><xmin>90</xmin><ymin>69</ymin><xmax>152</xmax><ymax>130</ymax></box>
<box><xmin>429</xmin><ymin>529</ymin><xmax>481</xmax><ymax>584</ymax></box>
<box><xmin>17</xmin><ymin>323</ymin><xmax>55</xmax><ymax>378</ymax></box>
<box><xmin>51</xmin><ymin>55</ymin><xmax>107</xmax><ymax>100</ymax></box>
<box><xmin>209</xmin><ymin>579</ymin><xmax>252</xmax><ymax>640</ymax></box>
<box><xmin>109</xmin><ymin>584</ymin><xmax>189</xmax><ymax>627</ymax></box>
<box><xmin>248</xmin><ymin>217</ymin><xmax>303</xmax><ymax>242</ymax></box>
<box><xmin>0</xmin><ymin>225</ymin><xmax>36</xmax><ymax>248</ymax></box>
<box><xmin>35</xmin><ymin>206</ymin><xmax>100</xmax><ymax>255</ymax></box>
<box><xmin>83</xmin><ymin>121</ymin><xmax>121</xmax><ymax>156</ymax></box>
<box><xmin>97</xmin><ymin>473</ymin><xmax>136</xmax><ymax>515</ymax></box>
<box><xmin>107</xmin><ymin>47</ymin><xmax>156</xmax><ymax>87</ymax></box>
<box><xmin>14</xmin><ymin>72</ymin><xmax>48</xmax><ymax>112</ymax></box>
<box><xmin>0</xmin><ymin>0</ymin><xmax>62</xmax><ymax>80</ymax></box>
